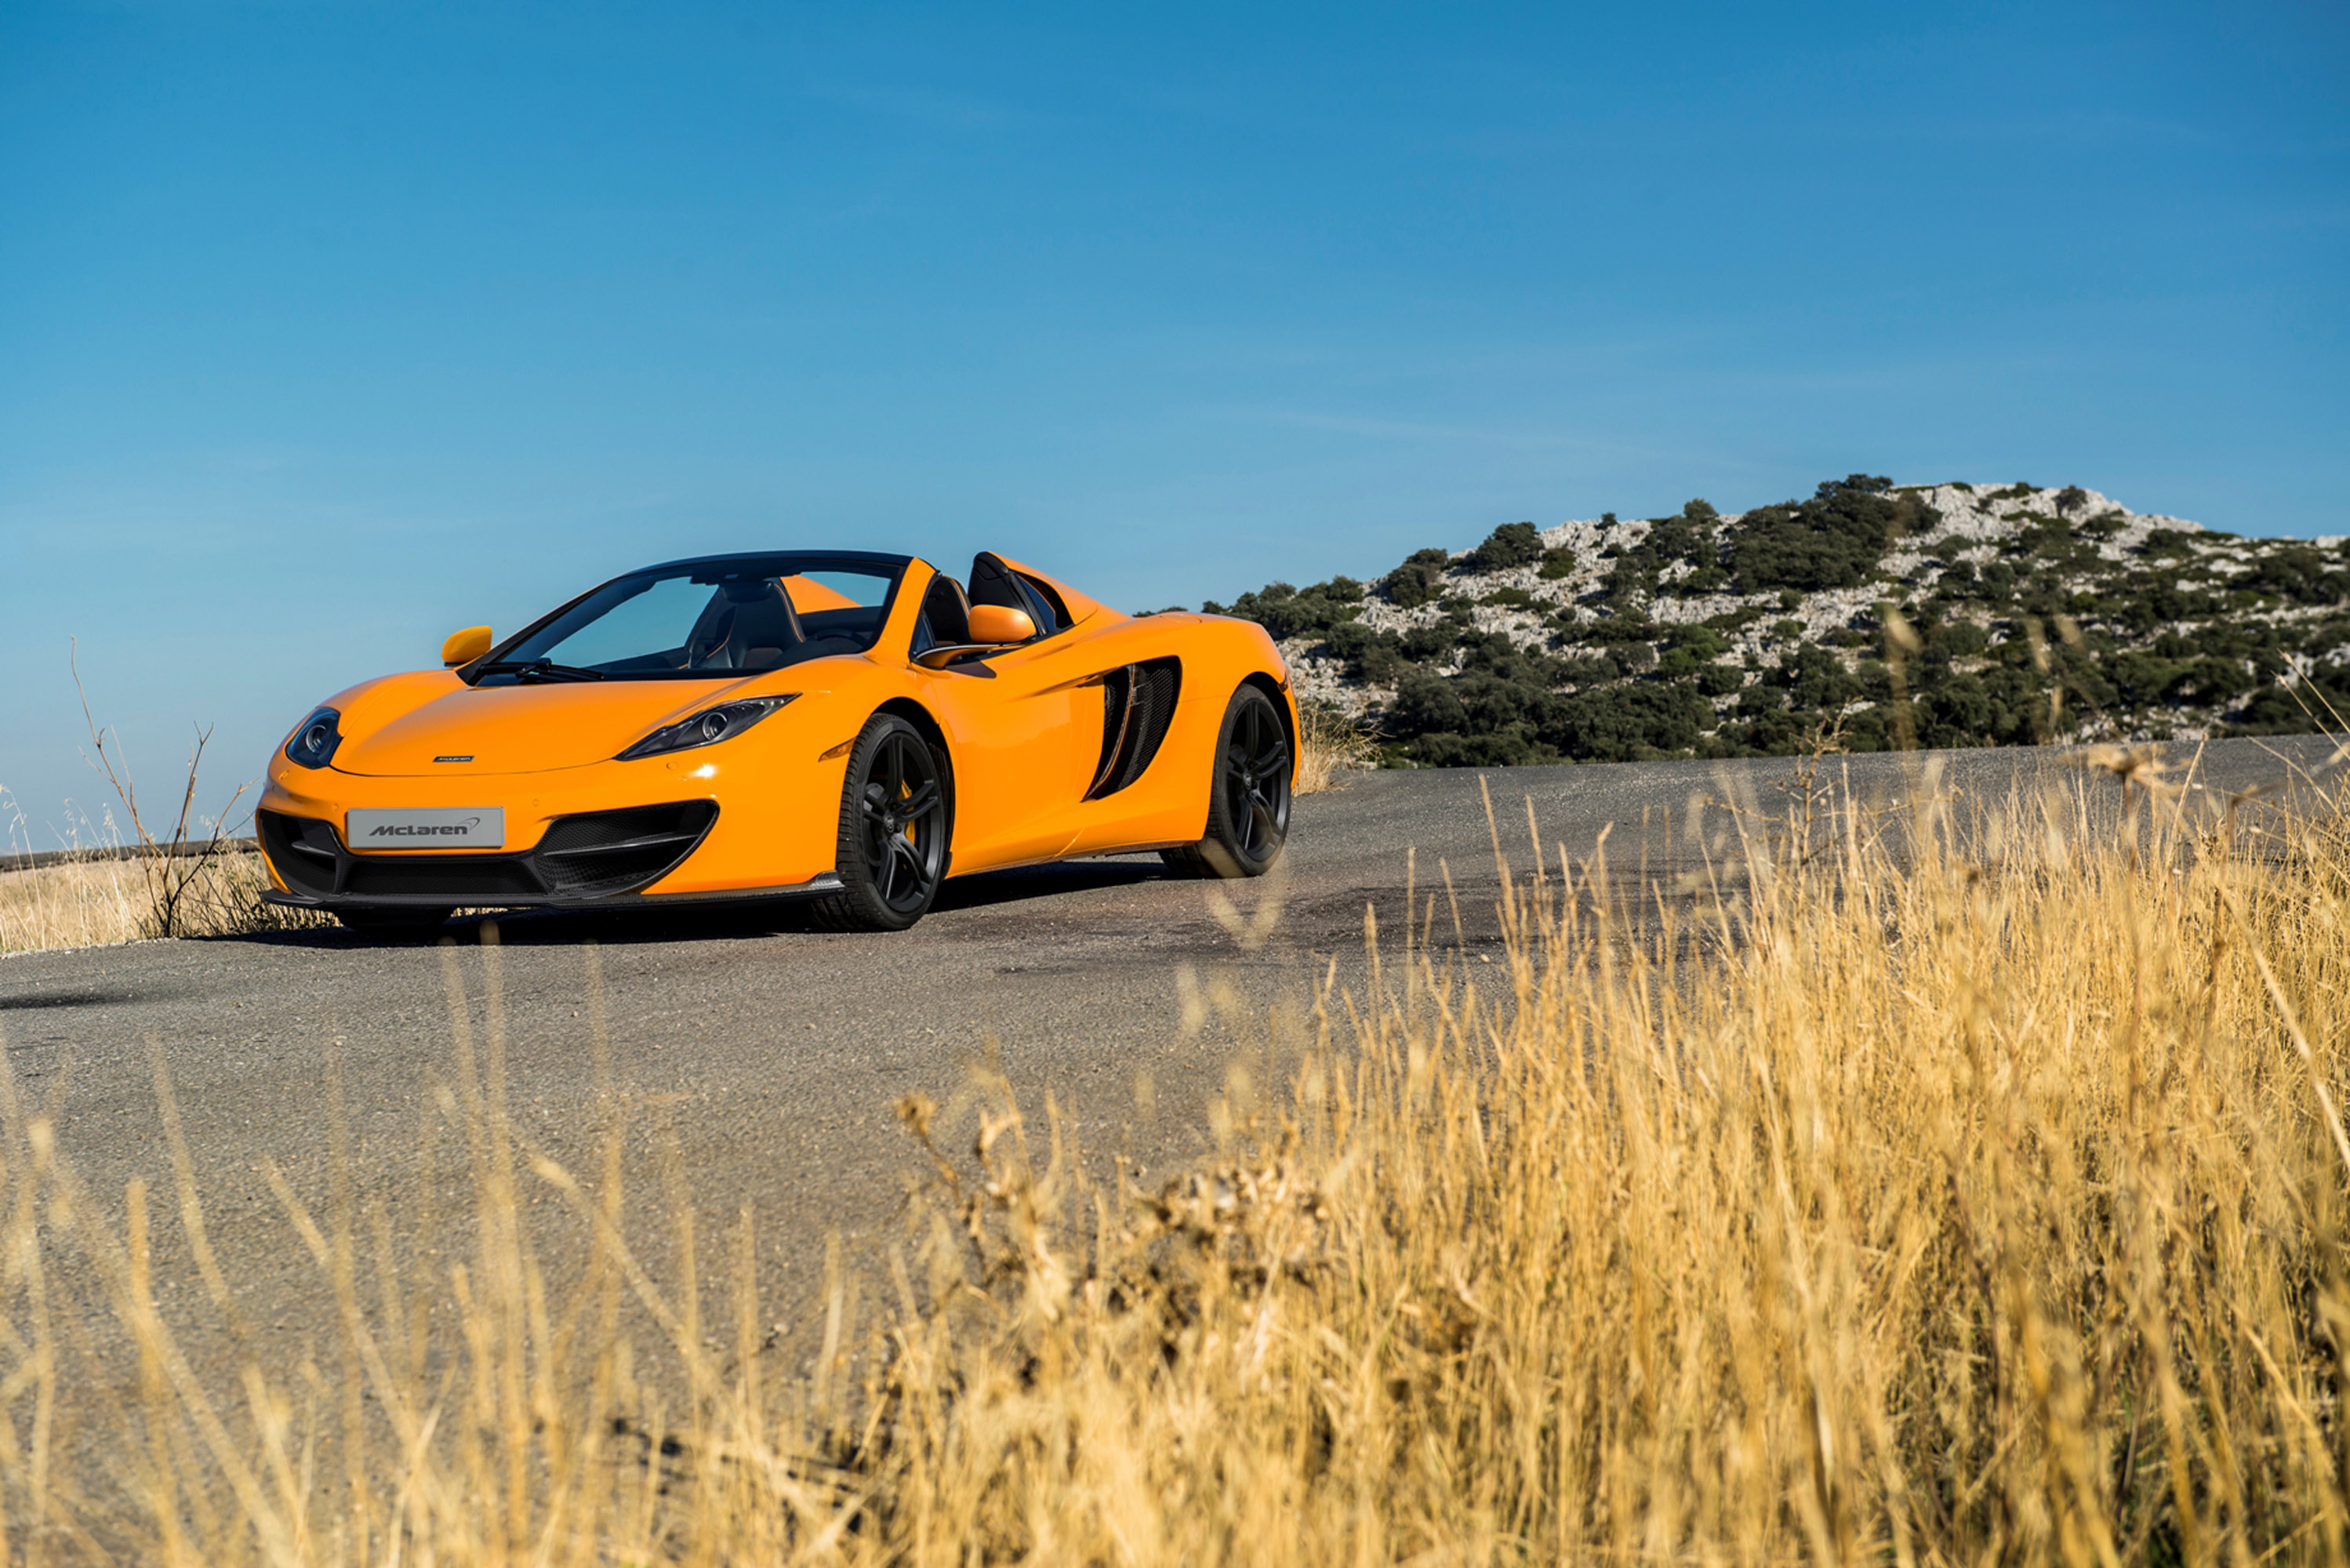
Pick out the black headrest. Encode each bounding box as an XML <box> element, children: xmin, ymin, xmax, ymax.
<box><xmin>922</xmin><ymin>575</ymin><xmax>972</xmax><ymax>645</ymax></box>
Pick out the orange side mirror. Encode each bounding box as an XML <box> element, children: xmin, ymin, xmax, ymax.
<box><xmin>441</xmin><ymin>625</ymin><xmax>493</xmax><ymax>666</ymax></box>
<box><xmin>968</xmin><ymin>604</ymin><xmax>1036</xmax><ymax>644</ymax></box>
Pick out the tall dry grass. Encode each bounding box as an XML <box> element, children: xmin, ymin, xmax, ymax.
<box><xmin>0</xmin><ymin>852</ymin><xmax>321</xmax><ymax>953</ymax></box>
<box><xmin>0</xmin><ymin>756</ymin><xmax>2344</xmax><ymax>1564</ymax></box>
<box><xmin>1293</xmin><ymin>701</ymin><xmax>1379</xmax><ymax>794</ymax></box>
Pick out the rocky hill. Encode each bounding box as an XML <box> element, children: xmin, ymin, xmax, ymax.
<box><xmin>1200</xmin><ymin>477</ymin><xmax>2350</xmax><ymax>765</ymax></box>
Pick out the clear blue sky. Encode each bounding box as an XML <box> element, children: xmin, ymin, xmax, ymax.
<box><xmin>2</xmin><ymin>1</ymin><xmax>2345</xmax><ymax>843</ymax></box>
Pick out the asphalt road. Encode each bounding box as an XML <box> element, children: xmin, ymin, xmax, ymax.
<box><xmin>0</xmin><ymin>736</ymin><xmax>2338</xmax><ymax>1439</ymax></box>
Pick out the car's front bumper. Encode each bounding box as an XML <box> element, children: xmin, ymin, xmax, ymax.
<box><xmin>257</xmin><ymin>800</ymin><xmax>847</xmax><ymax>911</ymax></box>
<box><xmin>256</xmin><ymin>730</ymin><xmax>853</xmax><ymax>909</ymax></box>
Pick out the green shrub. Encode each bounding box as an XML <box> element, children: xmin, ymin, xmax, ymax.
<box><xmin>1558</xmin><ymin>654</ymin><xmax>1621</xmax><ymax>686</ymax></box>
<box><xmin>1400</xmin><ymin>624</ymin><xmax>1458</xmax><ymax>662</ymax></box>
<box><xmin>1395</xmin><ymin>726</ymin><xmax>1553</xmax><ymax>767</ymax></box>
<box><xmin>1385</xmin><ymin>547</ymin><xmax>1453</xmax><ymax>608</ymax></box>
<box><xmin>1211</xmin><ymin>577</ymin><xmax>1366</xmax><ymax>641</ymax></box>
<box><xmin>1570</xmin><ymin>615</ymin><xmax>1661</xmax><ymax>647</ymax></box>
<box><xmin>1660</xmin><ymin>622</ymin><xmax>1728</xmax><ymax>659</ymax></box>
<box><xmin>1728</xmin><ymin>476</ymin><xmax>1909</xmax><ymax>593</ymax></box>
<box><xmin>1200</xmin><ymin>474</ymin><xmax>2337</xmax><ymax>769</ymax></box>
<box><xmin>1696</xmin><ymin>662</ymin><xmax>1745</xmax><ymax>697</ymax></box>
<box><xmin>1467</xmin><ymin>522</ymin><xmax>1545</xmax><ymax>572</ymax></box>
<box><xmin>1543</xmin><ymin>683</ymin><xmax>1714</xmax><ymax>761</ymax></box>
<box><xmin>1389</xmin><ymin>669</ymin><xmax>1469</xmax><ymax>735</ymax></box>
<box><xmin>2231</xmin><ymin>546</ymin><xmax>2348</xmax><ymax>605</ymax></box>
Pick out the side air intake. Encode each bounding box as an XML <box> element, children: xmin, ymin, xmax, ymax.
<box><xmin>1086</xmin><ymin>658</ymin><xmax>1181</xmax><ymax>799</ymax></box>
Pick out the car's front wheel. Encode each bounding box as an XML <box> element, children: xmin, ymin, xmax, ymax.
<box><xmin>1162</xmin><ymin>684</ymin><xmax>1291</xmax><ymax>879</ymax></box>
<box><xmin>809</xmin><ymin>713</ymin><xmax>950</xmax><ymax>931</ymax></box>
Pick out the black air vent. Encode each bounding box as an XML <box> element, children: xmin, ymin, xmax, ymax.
<box><xmin>536</xmin><ymin>801</ymin><xmax>718</xmax><ymax>896</ymax></box>
<box><xmin>1086</xmin><ymin>658</ymin><xmax>1182</xmax><ymax>799</ymax></box>
<box><xmin>344</xmin><ymin>855</ymin><xmax>545</xmax><ymax>900</ymax></box>
<box><xmin>256</xmin><ymin>810</ymin><xmax>340</xmax><ymax>898</ymax></box>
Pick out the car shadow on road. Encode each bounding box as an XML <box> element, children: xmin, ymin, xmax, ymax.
<box><xmin>220</xmin><ymin>857</ymin><xmax>1185</xmax><ymax>950</ymax></box>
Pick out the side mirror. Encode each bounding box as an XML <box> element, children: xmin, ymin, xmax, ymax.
<box><xmin>967</xmin><ymin>604</ymin><xmax>1036</xmax><ymax>644</ymax></box>
<box><xmin>441</xmin><ymin>626</ymin><xmax>493</xmax><ymax>667</ymax></box>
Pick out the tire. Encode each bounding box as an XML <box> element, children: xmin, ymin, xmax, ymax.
<box><xmin>335</xmin><ymin>906</ymin><xmax>453</xmax><ymax>936</ymax></box>
<box><xmin>808</xmin><ymin>713</ymin><xmax>951</xmax><ymax>931</ymax></box>
<box><xmin>1161</xmin><ymin>684</ymin><xmax>1291</xmax><ymax>879</ymax></box>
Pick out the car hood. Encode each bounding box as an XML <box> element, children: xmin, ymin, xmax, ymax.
<box><xmin>331</xmin><ymin>677</ymin><xmax>768</xmax><ymax>776</ymax></box>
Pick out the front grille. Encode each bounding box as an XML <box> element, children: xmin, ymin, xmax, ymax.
<box><xmin>343</xmin><ymin>855</ymin><xmax>547</xmax><ymax>899</ymax></box>
<box><xmin>260</xmin><ymin>801</ymin><xmax>717</xmax><ymax>906</ymax></box>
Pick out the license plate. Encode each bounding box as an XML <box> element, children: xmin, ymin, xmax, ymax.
<box><xmin>347</xmin><ymin>808</ymin><xmax>505</xmax><ymax>849</ymax></box>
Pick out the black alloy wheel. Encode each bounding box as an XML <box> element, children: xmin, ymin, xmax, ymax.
<box><xmin>1163</xmin><ymin>684</ymin><xmax>1291</xmax><ymax>879</ymax></box>
<box><xmin>812</xmin><ymin>714</ymin><xmax>951</xmax><ymax>931</ymax></box>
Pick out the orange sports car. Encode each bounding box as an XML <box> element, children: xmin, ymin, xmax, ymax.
<box><xmin>256</xmin><ymin>550</ymin><xmax>1297</xmax><ymax>933</ymax></box>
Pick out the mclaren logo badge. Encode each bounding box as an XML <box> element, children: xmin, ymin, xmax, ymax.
<box><xmin>433</xmin><ymin>755</ymin><xmax>474</xmax><ymax>763</ymax></box>
<box><xmin>346</xmin><ymin>808</ymin><xmax>504</xmax><ymax>848</ymax></box>
<box><xmin>369</xmin><ymin>816</ymin><xmax>483</xmax><ymax>838</ymax></box>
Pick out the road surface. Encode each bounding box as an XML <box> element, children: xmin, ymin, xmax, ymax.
<box><xmin>0</xmin><ymin>736</ymin><xmax>2336</xmax><ymax>1436</ymax></box>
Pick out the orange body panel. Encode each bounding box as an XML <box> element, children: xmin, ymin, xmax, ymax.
<box><xmin>256</xmin><ymin>554</ymin><xmax>1297</xmax><ymax>906</ymax></box>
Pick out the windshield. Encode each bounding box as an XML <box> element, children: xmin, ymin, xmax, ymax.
<box><xmin>474</xmin><ymin>555</ymin><xmax>906</xmax><ymax>684</ymax></box>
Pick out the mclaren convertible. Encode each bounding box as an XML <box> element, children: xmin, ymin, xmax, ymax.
<box><xmin>256</xmin><ymin>550</ymin><xmax>1297</xmax><ymax>933</ymax></box>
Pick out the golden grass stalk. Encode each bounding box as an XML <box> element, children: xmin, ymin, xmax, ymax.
<box><xmin>1292</xmin><ymin>701</ymin><xmax>1380</xmax><ymax>795</ymax></box>
<box><xmin>0</xmin><ymin>853</ymin><xmax>324</xmax><ymax>954</ymax></box>
<box><xmin>0</xmin><ymin>761</ymin><xmax>2341</xmax><ymax>1564</ymax></box>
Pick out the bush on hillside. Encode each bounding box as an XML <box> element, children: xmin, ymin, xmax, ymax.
<box><xmin>1544</xmin><ymin>681</ymin><xmax>1715</xmax><ymax>761</ymax></box>
<box><xmin>1204</xmin><ymin>575</ymin><xmax>1366</xmax><ymax>641</ymax></box>
<box><xmin>1466</xmin><ymin>522</ymin><xmax>1544</xmax><ymax>572</ymax></box>
<box><xmin>1384</xmin><ymin>547</ymin><xmax>1453</xmax><ymax>609</ymax></box>
<box><xmin>1728</xmin><ymin>474</ymin><xmax>1909</xmax><ymax>593</ymax></box>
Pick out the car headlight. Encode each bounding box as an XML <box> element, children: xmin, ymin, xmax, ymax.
<box><xmin>284</xmin><ymin>706</ymin><xmax>343</xmax><ymax>769</ymax></box>
<box><xmin>616</xmin><ymin>695</ymin><xmax>797</xmax><ymax>760</ymax></box>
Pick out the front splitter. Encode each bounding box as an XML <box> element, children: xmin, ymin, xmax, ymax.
<box><xmin>263</xmin><ymin>871</ymin><xmax>844</xmax><ymax>914</ymax></box>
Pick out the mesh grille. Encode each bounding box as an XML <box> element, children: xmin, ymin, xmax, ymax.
<box><xmin>1088</xmin><ymin>658</ymin><xmax>1182</xmax><ymax>798</ymax></box>
<box><xmin>536</xmin><ymin>802</ymin><xmax>717</xmax><ymax>896</ymax></box>
<box><xmin>344</xmin><ymin>855</ymin><xmax>546</xmax><ymax>899</ymax></box>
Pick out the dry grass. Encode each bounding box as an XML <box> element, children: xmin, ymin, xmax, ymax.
<box><xmin>0</xmin><ymin>759</ymin><xmax>2346</xmax><ymax>1563</ymax></box>
<box><xmin>0</xmin><ymin>853</ymin><xmax>325</xmax><ymax>954</ymax></box>
<box><xmin>1293</xmin><ymin>701</ymin><xmax>1380</xmax><ymax>794</ymax></box>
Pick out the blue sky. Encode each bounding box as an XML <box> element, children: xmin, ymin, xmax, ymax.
<box><xmin>2</xmin><ymin>1</ymin><xmax>2345</xmax><ymax>841</ymax></box>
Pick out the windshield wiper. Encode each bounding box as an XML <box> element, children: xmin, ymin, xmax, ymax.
<box><xmin>474</xmin><ymin>659</ymin><xmax>607</xmax><ymax>684</ymax></box>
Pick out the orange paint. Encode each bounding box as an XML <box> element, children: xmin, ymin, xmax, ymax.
<box><xmin>779</xmin><ymin>574</ymin><xmax>859</xmax><ymax>612</ymax></box>
<box><xmin>256</xmin><ymin>554</ymin><xmax>1297</xmax><ymax>906</ymax></box>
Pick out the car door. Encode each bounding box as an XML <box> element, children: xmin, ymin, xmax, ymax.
<box><xmin>910</xmin><ymin>568</ymin><xmax>1099</xmax><ymax>873</ymax></box>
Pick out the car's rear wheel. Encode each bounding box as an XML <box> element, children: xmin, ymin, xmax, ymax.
<box><xmin>809</xmin><ymin>713</ymin><xmax>950</xmax><ymax>931</ymax></box>
<box><xmin>1162</xmin><ymin>684</ymin><xmax>1291</xmax><ymax>879</ymax></box>
<box><xmin>335</xmin><ymin>906</ymin><xmax>454</xmax><ymax>937</ymax></box>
